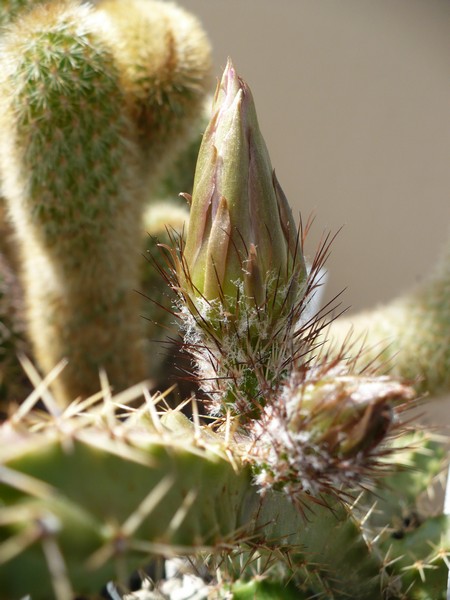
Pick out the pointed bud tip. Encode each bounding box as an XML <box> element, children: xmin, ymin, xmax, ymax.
<box><xmin>213</xmin><ymin>58</ymin><xmax>248</xmax><ymax>113</ymax></box>
<box><xmin>223</xmin><ymin>58</ymin><xmax>241</xmax><ymax>89</ymax></box>
<box><xmin>224</xmin><ymin>57</ymin><xmax>236</xmax><ymax>80</ymax></box>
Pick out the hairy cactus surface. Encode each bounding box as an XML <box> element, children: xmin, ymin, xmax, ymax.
<box><xmin>0</xmin><ymin>0</ymin><xmax>212</xmax><ymax>404</ymax></box>
<box><xmin>327</xmin><ymin>234</ymin><xmax>450</xmax><ymax>396</ymax></box>
<box><xmin>0</xmin><ymin>3</ymin><xmax>449</xmax><ymax>599</ymax></box>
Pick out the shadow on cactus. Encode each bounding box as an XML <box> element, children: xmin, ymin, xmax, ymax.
<box><xmin>0</xmin><ymin>4</ymin><xmax>449</xmax><ymax>599</ymax></box>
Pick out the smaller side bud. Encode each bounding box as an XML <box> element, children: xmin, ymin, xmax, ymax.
<box><xmin>250</xmin><ymin>369</ymin><xmax>415</xmax><ymax>502</ymax></box>
<box><xmin>288</xmin><ymin>375</ymin><xmax>406</xmax><ymax>458</ymax></box>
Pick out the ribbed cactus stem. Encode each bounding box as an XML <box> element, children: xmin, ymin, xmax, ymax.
<box><xmin>0</xmin><ymin>389</ymin><xmax>384</xmax><ymax>600</ymax></box>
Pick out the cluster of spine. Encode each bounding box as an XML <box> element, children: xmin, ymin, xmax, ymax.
<box><xmin>0</xmin><ymin>376</ymin><xmax>251</xmax><ymax>599</ymax></box>
<box><xmin>0</xmin><ymin>374</ymin><xmax>447</xmax><ymax>599</ymax></box>
<box><xmin>0</xmin><ymin>0</ymin><xmax>212</xmax><ymax>404</ymax></box>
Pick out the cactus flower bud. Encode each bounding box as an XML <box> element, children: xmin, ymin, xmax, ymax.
<box><xmin>181</xmin><ymin>59</ymin><xmax>306</xmax><ymax>312</ymax></box>
<box><xmin>288</xmin><ymin>375</ymin><xmax>410</xmax><ymax>458</ymax></box>
<box><xmin>250</xmin><ymin>370</ymin><xmax>415</xmax><ymax>500</ymax></box>
<box><xmin>172</xmin><ymin>61</ymin><xmax>312</xmax><ymax>417</ymax></box>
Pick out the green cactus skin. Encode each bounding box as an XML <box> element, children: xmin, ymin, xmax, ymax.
<box><xmin>361</xmin><ymin>434</ymin><xmax>446</xmax><ymax>531</ymax></box>
<box><xmin>0</xmin><ymin>401</ymin><xmax>251</xmax><ymax>599</ymax></box>
<box><xmin>229</xmin><ymin>579</ymin><xmax>305</xmax><ymax>599</ymax></box>
<box><xmin>3</xmin><ymin>394</ymin><xmax>446</xmax><ymax>599</ymax></box>
<box><xmin>360</xmin><ymin>434</ymin><xmax>450</xmax><ymax>600</ymax></box>
<box><xmin>379</xmin><ymin>514</ymin><xmax>450</xmax><ymax>600</ymax></box>
<box><xmin>0</xmin><ymin>392</ymin><xmax>387</xmax><ymax>600</ymax></box>
<box><xmin>0</xmin><ymin>0</ymin><xmax>212</xmax><ymax>404</ymax></box>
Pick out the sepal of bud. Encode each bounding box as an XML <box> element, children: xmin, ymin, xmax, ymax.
<box><xmin>243</xmin><ymin>244</ymin><xmax>265</xmax><ymax>307</ymax></box>
<box><xmin>289</xmin><ymin>376</ymin><xmax>410</xmax><ymax>459</ymax></box>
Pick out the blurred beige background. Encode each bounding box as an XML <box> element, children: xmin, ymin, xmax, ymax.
<box><xmin>179</xmin><ymin>0</ymin><xmax>450</xmax><ymax>319</ymax></box>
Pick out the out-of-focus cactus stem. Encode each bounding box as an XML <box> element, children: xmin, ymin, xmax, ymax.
<box><xmin>0</xmin><ymin>0</ymin><xmax>212</xmax><ymax>403</ymax></box>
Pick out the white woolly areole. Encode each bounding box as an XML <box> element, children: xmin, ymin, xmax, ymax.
<box><xmin>248</xmin><ymin>367</ymin><xmax>409</xmax><ymax>501</ymax></box>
